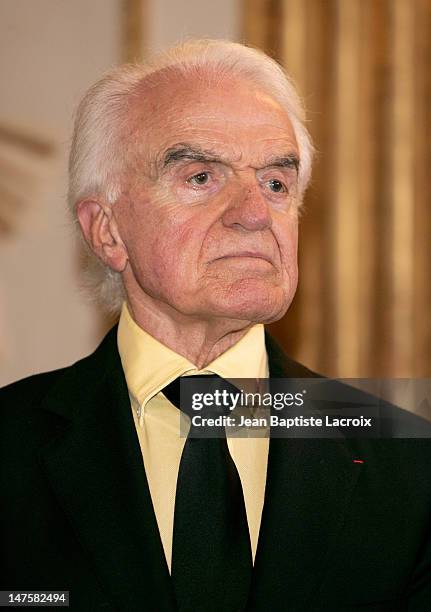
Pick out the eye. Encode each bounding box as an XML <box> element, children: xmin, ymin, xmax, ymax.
<box><xmin>187</xmin><ymin>172</ymin><xmax>210</xmax><ymax>186</ymax></box>
<box><xmin>267</xmin><ymin>179</ymin><xmax>287</xmax><ymax>193</ymax></box>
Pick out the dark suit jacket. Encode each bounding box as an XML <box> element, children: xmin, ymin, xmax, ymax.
<box><xmin>1</xmin><ymin>326</ymin><xmax>431</xmax><ymax>611</ymax></box>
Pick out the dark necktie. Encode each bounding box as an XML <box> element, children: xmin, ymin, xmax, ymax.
<box><xmin>163</xmin><ymin>375</ymin><xmax>253</xmax><ymax>612</ymax></box>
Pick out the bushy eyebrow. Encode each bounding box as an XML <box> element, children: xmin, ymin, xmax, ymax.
<box><xmin>265</xmin><ymin>154</ymin><xmax>300</xmax><ymax>173</ymax></box>
<box><xmin>162</xmin><ymin>144</ymin><xmax>223</xmax><ymax>167</ymax></box>
<box><xmin>161</xmin><ymin>143</ymin><xmax>299</xmax><ymax>173</ymax></box>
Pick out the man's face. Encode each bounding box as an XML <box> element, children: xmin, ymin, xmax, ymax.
<box><xmin>114</xmin><ymin>72</ymin><xmax>300</xmax><ymax>325</ymax></box>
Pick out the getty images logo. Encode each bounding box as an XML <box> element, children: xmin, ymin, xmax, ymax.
<box><xmin>191</xmin><ymin>388</ymin><xmax>306</xmax><ymax>412</ymax></box>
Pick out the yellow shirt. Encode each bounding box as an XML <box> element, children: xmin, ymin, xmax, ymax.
<box><xmin>117</xmin><ymin>303</ymin><xmax>269</xmax><ymax>570</ymax></box>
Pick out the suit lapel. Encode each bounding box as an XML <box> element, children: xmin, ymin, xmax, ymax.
<box><xmin>40</xmin><ymin>327</ymin><xmax>177</xmax><ymax>611</ymax></box>
<box><xmin>247</xmin><ymin>334</ymin><xmax>364</xmax><ymax>609</ymax></box>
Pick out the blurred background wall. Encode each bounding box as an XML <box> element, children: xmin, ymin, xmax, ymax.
<box><xmin>0</xmin><ymin>0</ymin><xmax>239</xmax><ymax>387</ymax></box>
<box><xmin>0</xmin><ymin>0</ymin><xmax>429</xmax><ymax>386</ymax></box>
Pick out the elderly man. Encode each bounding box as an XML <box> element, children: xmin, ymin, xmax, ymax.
<box><xmin>1</xmin><ymin>40</ymin><xmax>431</xmax><ymax>611</ymax></box>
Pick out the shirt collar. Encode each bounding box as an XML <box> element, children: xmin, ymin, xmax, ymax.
<box><xmin>117</xmin><ymin>302</ymin><xmax>268</xmax><ymax>420</ymax></box>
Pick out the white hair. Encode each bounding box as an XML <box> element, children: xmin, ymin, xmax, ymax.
<box><xmin>68</xmin><ymin>38</ymin><xmax>314</xmax><ymax>314</ymax></box>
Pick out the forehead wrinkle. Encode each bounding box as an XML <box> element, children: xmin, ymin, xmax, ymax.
<box><xmin>129</xmin><ymin>68</ymin><xmax>298</xmax><ymax>150</ymax></box>
<box><xmin>145</xmin><ymin>111</ymin><xmax>298</xmax><ymax>174</ymax></box>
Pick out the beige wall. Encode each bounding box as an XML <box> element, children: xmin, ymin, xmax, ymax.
<box><xmin>0</xmin><ymin>0</ymin><xmax>240</xmax><ymax>386</ymax></box>
<box><xmin>148</xmin><ymin>0</ymin><xmax>239</xmax><ymax>50</ymax></box>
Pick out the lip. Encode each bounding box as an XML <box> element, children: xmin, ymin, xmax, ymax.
<box><xmin>214</xmin><ymin>252</ymin><xmax>273</xmax><ymax>264</ymax></box>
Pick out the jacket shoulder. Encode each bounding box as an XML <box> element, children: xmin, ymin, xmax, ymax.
<box><xmin>0</xmin><ymin>367</ymin><xmax>74</xmax><ymax>458</ymax></box>
<box><xmin>0</xmin><ymin>368</ymin><xmax>69</xmax><ymax>409</ymax></box>
<box><xmin>0</xmin><ymin>325</ymin><xmax>119</xmax><ymax>412</ymax></box>
<box><xmin>265</xmin><ymin>331</ymin><xmax>320</xmax><ymax>378</ymax></box>
<box><xmin>0</xmin><ymin>326</ymin><xmax>120</xmax><ymax>455</ymax></box>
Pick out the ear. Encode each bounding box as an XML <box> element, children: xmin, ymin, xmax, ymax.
<box><xmin>76</xmin><ymin>199</ymin><xmax>128</xmax><ymax>273</ymax></box>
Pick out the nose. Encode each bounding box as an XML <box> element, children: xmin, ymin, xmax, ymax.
<box><xmin>221</xmin><ymin>183</ymin><xmax>272</xmax><ymax>232</ymax></box>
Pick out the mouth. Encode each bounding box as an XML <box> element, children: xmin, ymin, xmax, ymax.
<box><xmin>214</xmin><ymin>252</ymin><xmax>274</xmax><ymax>264</ymax></box>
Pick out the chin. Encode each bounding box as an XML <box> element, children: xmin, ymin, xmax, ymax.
<box><xmin>208</xmin><ymin>281</ymin><xmax>294</xmax><ymax>324</ymax></box>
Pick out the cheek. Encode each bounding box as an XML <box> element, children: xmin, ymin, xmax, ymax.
<box><xmin>276</xmin><ymin>216</ymin><xmax>298</xmax><ymax>273</ymax></box>
<box><xmin>130</xmin><ymin>211</ymin><xmax>205</xmax><ymax>290</ymax></box>
<box><xmin>151</xmin><ymin>225</ymin><xmax>197</xmax><ymax>274</ymax></box>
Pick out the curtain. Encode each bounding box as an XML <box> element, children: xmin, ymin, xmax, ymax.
<box><xmin>243</xmin><ymin>0</ymin><xmax>430</xmax><ymax>377</ymax></box>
